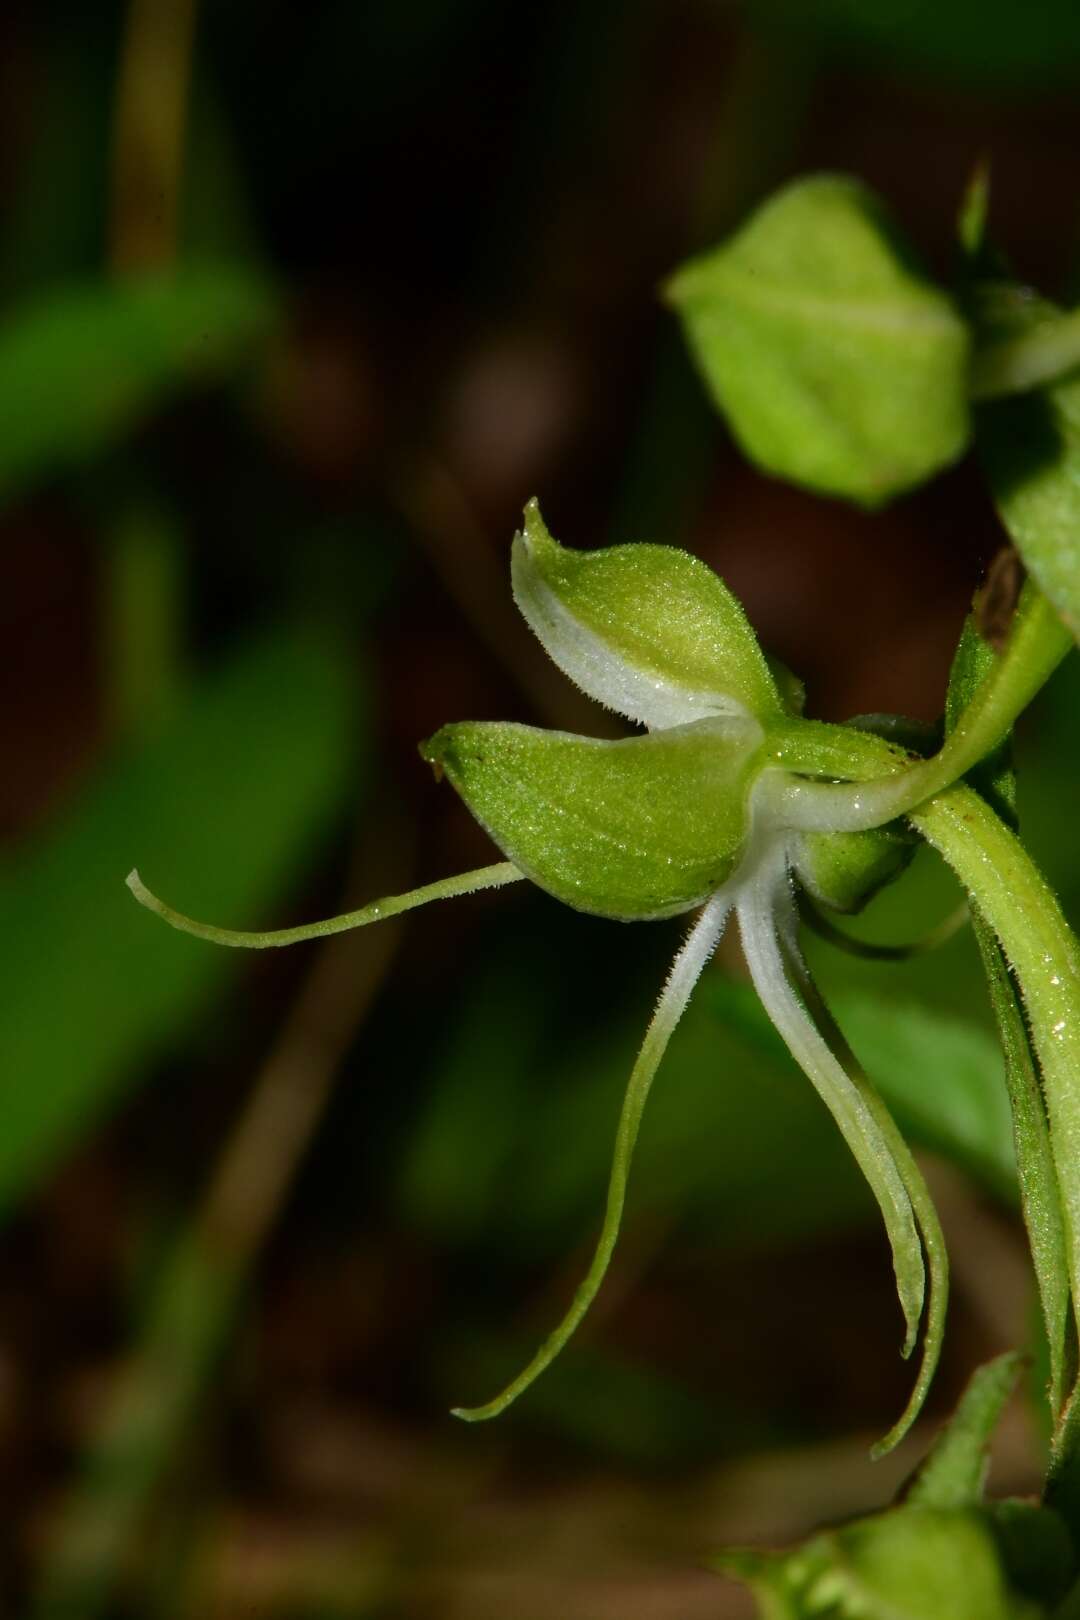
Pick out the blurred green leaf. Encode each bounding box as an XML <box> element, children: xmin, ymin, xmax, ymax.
<box><xmin>400</xmin><ymin>949</ymin><xmax>871</xmax><ymax>1263</ymax></box>
<box><xmin>978</xmin><ymin>289</ymin><xmax>1080</xmax><ymax>642</ymax></box>
<box><xmin>401</xmin><ymin>936</ymin><xmax>1018</xmax><ymax>1270</ymax></box>
<box><xmin>719</xmin><ymin>1354</ymin><xmax>1056</xmax><ymax>1617</ymax></box>
<box><xmin>0</xmin><ymin>263</ymin><xmax>276</xmax><ymax>503</ymax></box>
<box><xmin>748</xmin><ymin>0</ymin><xmax>1080</xmax><ymax>87</ymax></box>
<box><xmin>827</xmin><ymin>990</ymin><xmax>1016</xmax><ymax>1203</ymax></box>
<box><xmin>720</xmin><ymin>1506</ymin><xmax>1042</xmax><ymax>1619</ymax></box>
<box><xmin>0</xmin><ymin>629</ymin><xmax>360</xmax><ymax>1221</ymax></box>
<box><xmin>704</xmin><ymin>971</ymin><xmax>1016</xmax><ymax>1205</ymax></box>
<box><xmin>667</xmin><ymin>174</ymin><xmax>970</xmax><ymax>505</ymax></box>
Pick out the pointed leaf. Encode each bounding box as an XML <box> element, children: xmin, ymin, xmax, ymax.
<box><xmin>667</xmin><ymin>175</ymin><xmax>971</xmax><ymax>505</ymax></box>
<box><xmin>422</xmin><ymin>717</ymin><xmax>758</xmax><ymax>920</ymax></box>
<box><xmin>719</xmin><ymin>1508</ymin><xmax>1038</xmax><ymax>1620</ymax></box>
<box><xmin>0</xmin><ymin>631</ymin><xmax>357</xmax><ymax>1221</ymax></box>
<box><xmin>907</xmin><ymin>1352</ymin><xmax>1024</xmax><ymax>1510</ymax></box>
<box><xmin>511</xmin><ymin>500</ymin><xmax>782</xmax><ymax>727</ymax></box>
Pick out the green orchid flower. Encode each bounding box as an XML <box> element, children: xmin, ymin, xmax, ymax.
<box><xmin>127</xmin><ymin>500</ymin><xmax>1078</xmax><ymax>1457</ymax></box>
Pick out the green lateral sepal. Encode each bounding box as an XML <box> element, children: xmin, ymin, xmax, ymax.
<box><xmin>421</xmin><ymin>715</ymin><xmax>761</xmax><ymax>920</ymax></box>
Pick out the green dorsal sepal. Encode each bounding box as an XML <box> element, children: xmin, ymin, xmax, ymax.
<box><xmin>421</xmin><ymin>715</ymin><xmax>762</xmax><ymax>921</ymax></box>
<box><xmin>511</xmin><ymin>500</ymin><xmax>782</xmax><ymax>729</ymax></box>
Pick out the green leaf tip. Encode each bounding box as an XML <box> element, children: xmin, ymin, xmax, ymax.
<box><xmin>511</xmin><ymin>499</ymin><xmax>782</xmax><ymax>727</ymax></box>
<box><xmin>907</xmin><ymin>1352</ymin><xmax>1025</xmax><ymax>1510</ymax></box>
<box><xmin>720</xmin><ymin>1505</ymin><xmax>1042</xmax><ymax>1620</ymax></box>
<box><xmin>668</xmin><ymin>173</ymin><xmax>972</xmax><ymax>505</ymax></box>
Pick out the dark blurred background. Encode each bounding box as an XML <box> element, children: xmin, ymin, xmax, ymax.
<box><xmin>2</xmin><ymin>2</ymin><xmax>1080</xmax><ymax>1615</ymax></box>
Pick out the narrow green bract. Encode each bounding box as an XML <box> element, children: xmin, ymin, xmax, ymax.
<box><xmin>667</xmin><ymin>174</ymin><xmax>971</xmax><ymax>505</ymax></box>
<box><xmin>977</xmin><ymin>287</ymin><xmax>1080</xmax><ymax>641</ymax></box>
<box><xmin>512</xmin><ymin>500</ymin><xmax>782</xmax><ymax>726</ymax></box>
<box><xmin>422</xmin><ymin>716</ymin><xmax>760</xmax><ymax>920</ymax></box>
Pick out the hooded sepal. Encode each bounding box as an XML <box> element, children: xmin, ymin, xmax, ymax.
<box><xmin>511</xmin><ymin>500</ymin><xmax>782</xmax><ymax>730</ymax></box>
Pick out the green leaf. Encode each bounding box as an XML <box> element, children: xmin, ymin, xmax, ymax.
<box><xmin>747</xmin><ymin>0</ymin><xmax>1080</xmax><ymax>89</ymax></box>
<box><xmin>0</xmin><ymin>263</ymin><xmax>276</xmax><ymax>503</ymax></box>
<box><xmin>708</xmin><ymin>974</ymin><xmax>1017</xmax><ymax>1205</ymax></box>
<box><xmin>986</xmin><ymin>1499</ymin><xmax>1075</xmax><ymax>1610</ymax></box>
<box><xmin>977</xmin><ymin>287</ymin><xmax>1080</xmax><ymax>640</ymax></box>
<box><xmin>400</xmin><ymin>956</ymin><xmax>872</xmax><ymax>1259</ymax></box>
<box><xmin>0</xmin><ymin>631</ymin><xmax>358</xmax><ymax>1221</ymax></box>
<box><xmin>421</xmin><ymin>715</ymin><xmax>759</xmax><ymax>920</ymax></box>
<box><xmin>907</xmin><ymin>1352</ymin><xmax>1024</xmax><ymax>1509</ymax></box>
<box><xmin>720</xmin><ymin>1508</ymin><xmax>1042</xmax><ymax>1620</ymax></box>
<box><xmin>511</xmin><ymin>499</ymin><xmax>782</xmax><ymax>726</ymax></box>
<box><xmin>667</xmin><ymin>174</ymin><xmax>971</xmax><ymax>505</ymax></box>
<box><xmin>720</xmin><ymin>1357</ymin><xmax>1050</xmax><ymax>1617</ymax></box>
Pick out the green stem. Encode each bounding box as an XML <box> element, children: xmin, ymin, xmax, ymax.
<box><xmin>911</xmin><ymin>787</ymin><xmax>1080</xmax><ymax>1496</ymax></box>
<box><xmin>127</xmin><ymin>862</ymin><xmax>525</xmax><ymax>947</ymax></box>
<box><xmin>769</xmin><ymin>584</ymin><xmax>1071</xmax><ymax>834</ymax></box>
<box><xmin>971</xmin><ymin>910</ymin><xmax>1072</xmax><ymax>1422</ymax></box>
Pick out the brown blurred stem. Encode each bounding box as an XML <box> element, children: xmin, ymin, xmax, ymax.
<box><xmin>104</xmin><ymin>0</ymin><xmax>200</xmax><ymax>734</ymax></box>
<box><xmin>28</xmin><ymin>813</ymin><xmax>412</xmax><ymax>1620</ymax></box>
<box><xmin>109</xmin><ymin>0</ymin><xmax>199</xmax><ymax>273</ymax></box>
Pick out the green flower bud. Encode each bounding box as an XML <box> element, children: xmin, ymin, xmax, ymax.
<box><xmin>421</xmin><ymin>715</ymin><xmax>761</xmax><ymax>920</ymax></box>
<box><xmin>796</xmin><ymin>823</ymin><xmax>917</xmax><ymax>915</ymax></box>
<box><xmin>511</xmin><ymin>500</ymin><xmax>782</xmax><ymax>728</ymax></box>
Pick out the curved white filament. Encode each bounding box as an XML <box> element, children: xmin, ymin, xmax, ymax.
<box><xmin>453</xmin><ymin>885</ymin><xmax>734</xmax><ymax>1421</ymax></box>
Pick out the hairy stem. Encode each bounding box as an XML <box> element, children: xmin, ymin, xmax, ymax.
<box><xmin>912</xmin><ymin>786</ymin><xmax>1080</xmax><ymax>1488</ymax></box>
<box><xmin>770</xmin><ymin>585</ymin><xmax>1071</xmax><ymax>834</ymax></box>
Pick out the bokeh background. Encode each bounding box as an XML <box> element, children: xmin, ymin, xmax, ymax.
<box><xmin>3</xmin><ymin>1</ymin><xmax>1080</xmax><ymax>1615</ymax></box>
